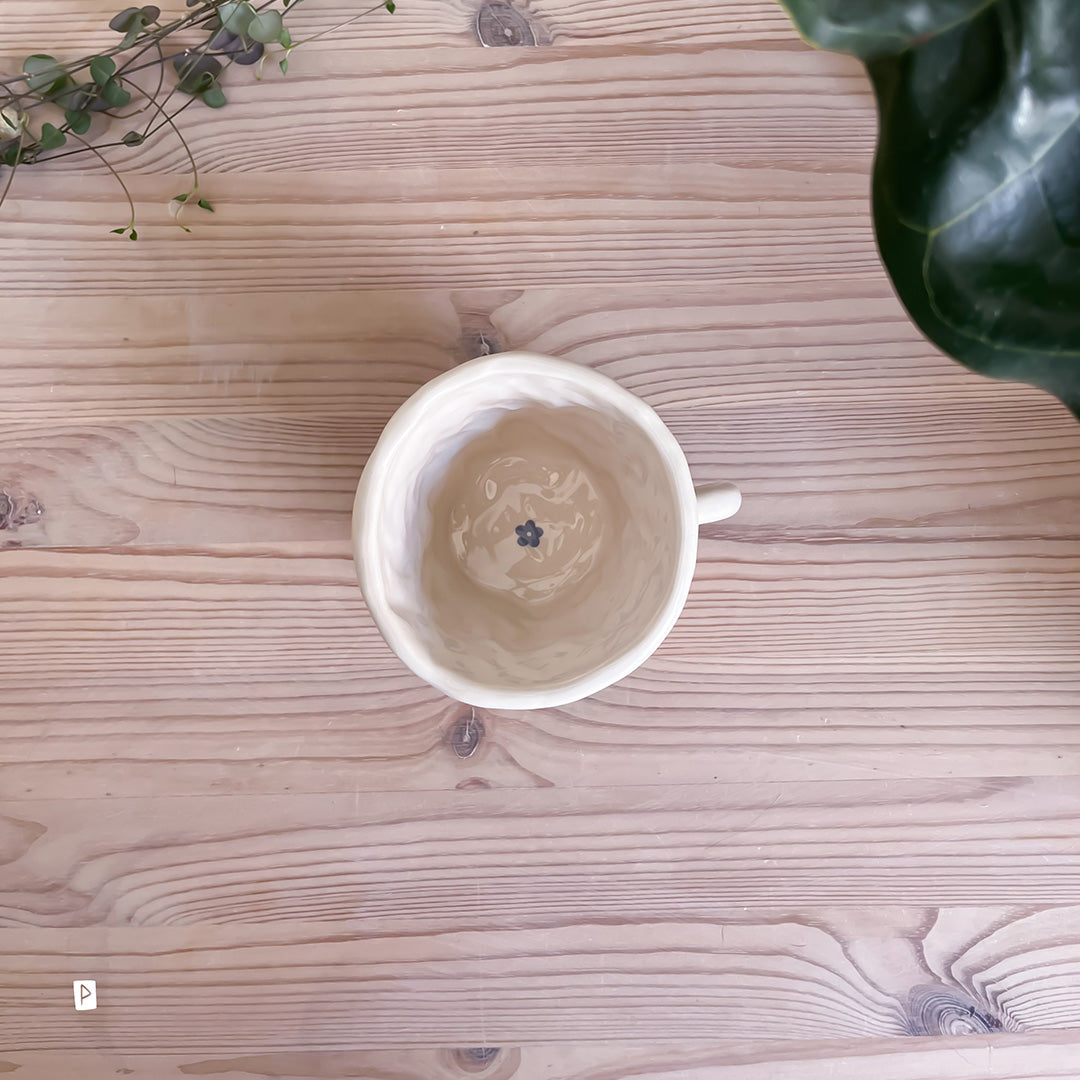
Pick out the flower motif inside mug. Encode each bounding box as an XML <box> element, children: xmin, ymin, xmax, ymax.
<box><xmin>515</xmin><ymin>519</ymin><xmax>543</xmax><ymax>548</ymax></box>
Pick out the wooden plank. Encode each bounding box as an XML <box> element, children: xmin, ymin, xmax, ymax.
<box><xmin>7</xmin><ymin>43</ymin><xmax>867</xmax><ymax>175</ymax></box>
<box><xmin>2</xmin><ymin>544</ymin><xmax>1079</xmax><ymax>798</ymax></box>
<box><xmin>7</xmin><ymin>1035</ymin><xmax>1080</xmax><ymax>1080</ymax></box>
<box><xmin>3</xmin><ymin>907</ymin><xmax>1080</xmax><ymax>1049</ymax></box>
<box><xmin>0</xmin><ymin>281</ymin><xmax>958</xmax><ymax>421</ymax></box>
<box><xmin>0</xmin><ymin>163</ymin><xmax>878</xmax><ymax>296</ymax></box>
<box><xmin>4</xmin><ymin>282</ymin><xmax>1078</xmax><ymax>549</ymax></box>
<box><xmin>4</xmin><ymin>0</ymin><xmax>805</xmax><ymax>52</ymax></box>
<box><xmin>2</xmin><ymin>779</ymin><xmax>1080</xmax><ymax>927</ymax></box>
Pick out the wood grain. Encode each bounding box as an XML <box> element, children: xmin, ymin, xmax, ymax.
<box><xmin>4</xmin><ymin>0</ymin><xmax>805</xmax><ymax>51</ymax></box>
<box><xmin>6</xmin><ymin>1036</ymin><xmax>1080</xmax><ymax>1080</ymax></box>
<box><xmin>4</xmin><ymin>283</ymin><xmax>1079</xmax><ymax>548</ymax></box>
<box><xmin>4</xmin><ymin>0</ymin><xmax>1080</xmax><ymax>1069</ymax></box>
<box><xmin>4</xmin><ymin>906</ymin><xmax>1080</xmax><ymax>1049</ymax></box>
<box><xmin>3</xmin><ymin>778</ymin><xmax>1080</xmax><ymax>928</ymax></box>
<box><xmin>0</xmin><ymin>164</ymin><xmax>878</xmax><ymax>296</ymax></box>
<box><xmin>12</xmin><ymin>44</ymin><xmax>868</xmax><ymax>175</ymax></box>
<box><xmin>2</xmin><ymin>543</ymin><xmax>1080</xmax><ymax>799</ymax></box>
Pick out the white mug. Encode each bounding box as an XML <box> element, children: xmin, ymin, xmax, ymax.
<box><xmin>352</xmin><ymin>352</ymin><xmax>740</xmax><ymax>709</ymax></box>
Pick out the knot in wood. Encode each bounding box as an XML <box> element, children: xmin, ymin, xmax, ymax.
<box><xmin>451</xmin><ymin>1047</ymin><xmax>503</xmax><ymax>1073</ymax></box>
<box><xmin>907</xmin><ymin>985</ymin><xmax>1003</xmax><ymax>1036</ymax></box>
<box><xmin>476</xmin><ymin>2</ymin><xmax>535</xmax><ymax>47</ymax></box>
<box><xmin>449</xmin><ymin>713</ymin><xmax>484</xmax><ymax>758</ymax></box>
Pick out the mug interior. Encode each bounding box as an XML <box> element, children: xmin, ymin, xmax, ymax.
<box><xmin>356</xmin><ymin>356</ymin><xmax>694</xmax><ymax>705</ymax></box>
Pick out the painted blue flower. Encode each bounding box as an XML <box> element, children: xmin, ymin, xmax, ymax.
<box><xmin>515</xmin><ymin>519</ymin><xmax>543</xmax><ymax>548</ymax></box>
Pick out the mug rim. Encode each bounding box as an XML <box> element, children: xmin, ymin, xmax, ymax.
<box><xmin>352</xmin><ymin>351</ymin><xmax>699</xmax><ymax>709</ymax></box>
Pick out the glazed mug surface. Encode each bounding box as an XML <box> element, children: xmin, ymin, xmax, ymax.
<box><xmin>352</xmin><ymin>352</ymin><xmax>740</xmax><ymax>709</ymax></box>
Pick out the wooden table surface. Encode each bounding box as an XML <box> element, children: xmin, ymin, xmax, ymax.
<box><xmin>3</xmin><ymin>1</ymin><xmax>1080</xmax><ymax>1077</ymax></box>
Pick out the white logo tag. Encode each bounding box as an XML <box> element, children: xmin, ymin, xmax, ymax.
<box><xmin>73</xmin><ymin>981</ymin><xmax>97</xmax><ymax>1011</ymax></box>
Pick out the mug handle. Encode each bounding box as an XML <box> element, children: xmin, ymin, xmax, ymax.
<box><xmin>696</xmin><ymin>482</ymin><xmax>741</xmax><ymax>525</ymax></box>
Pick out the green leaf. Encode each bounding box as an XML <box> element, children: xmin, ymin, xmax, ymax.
<box><xmin>140</xmin><ymin>4</ymin><xmax>161</xmax><ymax>22</ymax></box>
<box><xmin>64</xmin><ymin>108</ymin><xmax>92</xmax><ymax>134</ymax></box>
<box><xmin>776</xmin><ymin>0</ymin><xmax>988</xmax><ymax>60</ymax></box>
<box><xmin>385</xmin><ymin>0</ymin><xmax>396</xmax><ymax>12</ymax></box>
<box><xmin>247</xmin><ymin>10</ymin><xmax>283</xmax><ymax>43</ymax></box>
<box><xmin>23</xmin><ymin>54</ymin><xmax>67</xmax><ymax>95</ymax></box>
<box><xmin>278</xmin><ymin>27</ymin><xmax>292</xmax><ymax>48</ymax></box>
<box><xmin>129</xmin><ymin>228</ymin><xmax>138</xmax><ymax>240</ymax></box>
<box><xmin>38</xmin><ymin>123</ymin><xmax>66</xmax><ymax>150</ymax></box>
<box><xmin>173</xmin><ymin>191</ymin><xmax>189</xmax><ymax>203</ymax></box>
<box><xmin>110</xmin><ymin>226</ymin><xmax>127</xmax><ymax>233</ymax></box>
<box><xmin>201</xmin><ymin>84</ymin><xmax>227</xmax><ymax>108</ymax></box>
<box><xmin>197</xmin><ymin>197</ymin><xmax>214</xmax><ymax>212</ymax></box>
<box><xmin>777</xmin><ymin>0</ymin><xmax>1080</xmax><ymax>416</ymax></box>
<box><xmin>279</xmin><ymin>57</ymin><xmax>289</xmax><ymax>75</ymax></box>
<box><xmin>173</xmin><ymin>51</ymin><xmax>223</xmax><ymax>95</ymax></box>
<box><xmin>89</xmin><ymin>55</ymin><xmax>116</xmax><ymax>85</ymax></box>
<box><xmin>217</xmin><ymin>1</ymin><xmax>254</xmax><ymax>35</ymax></box>
<box><xmin>121</xmin><ymin>130</ymin><xmax>144</xmax><ymax>145</ymax></box>
<box><xmin>108</xmin><ymin>6</ymin><xmax>141</xmax><ymax>31</ymax></box>
<box><xmin>101</xmin><ymin>78</ymin><xmax>132</xmax><ymax>108</ymax></box>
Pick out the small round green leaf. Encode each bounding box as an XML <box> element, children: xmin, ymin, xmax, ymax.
<box><xmin>173</xmin><ymin>51</ymin><xmax>222</xmax><ymax>94</ymax></box>
<box><xmin>90</xmin><ymin>55</ymin><xmax>116</xmax><ymax>85</ymax></box>
<box><xmin>65</xmin><ymin>109</ymin><xmax>92</xmax><ymax>134</ymax></box>
<box><xmin>279</xmin><ymin>57</ymin><xmax>289</xmax><ymax>75</ymax></box>
<box><xmin>201</xmin><ymin>84</ymin><xmax>227</xmax><ymax>108</ymax></box>
<box><xmin>246</xmin><ymin>10</ymin><xmax>283</xmax><ymax>43</ymax></box>
<box><xmin>140</xmin><ymin>5</ymin><xmax>161</xmax><ymax>22</ymax></box>
<box><xmin>38</xmin><ymin>123</ymin><xmax>66</xmax><ymax>150</ymax></box>
<box><xmin>23</xmin><ymin>54</ymin><xmax>67</xmax><ymax>95</ymax></box>
<box><xmin>217</xmin><ymin>1</ymin><xmax>254</xmax><ymax>35</ymax></box>
<box><xmin>102</xmin><ymin>78</ymin><xmax>132</xmax><ymax>108</ymax></box>
<box><xmin>108</xmin><ymin>7</ymin><xmax>140</xmax><ymax>31</ymax></box>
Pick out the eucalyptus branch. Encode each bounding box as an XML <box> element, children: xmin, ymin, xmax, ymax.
<box><xmin>0</xmin><ymin>0</ymin><xmax>397</xmax><ymax>234</ymax></box>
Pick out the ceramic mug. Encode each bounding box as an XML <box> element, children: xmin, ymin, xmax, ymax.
<box><xmin>352</xmin><ymin>352</ymin><xmax>740</xmax><ymax>709</ymax></box>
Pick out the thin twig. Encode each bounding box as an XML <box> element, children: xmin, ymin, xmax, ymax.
<box><xmin>67</xmin><ymin>130</ymin><xmax>137</xmax><ymax>231</ymax></box>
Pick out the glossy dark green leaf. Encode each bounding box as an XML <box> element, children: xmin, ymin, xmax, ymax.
<box><xmin>777</xmin><ymin>0</ymin><xmax>1080</xmax><ymax>415</ymax></box>
<box><xmin>777</xmin><ymin>0</ymin><xmax>989</xmax><ymax>59</ymax></box>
